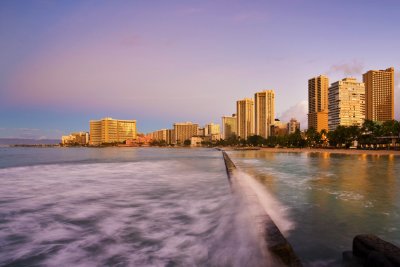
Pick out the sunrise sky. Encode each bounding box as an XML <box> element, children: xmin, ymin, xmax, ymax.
<box><xmin>1</xmin><ymin>0</ymin><xmax>399</xmax><ymax>139</ymax></box>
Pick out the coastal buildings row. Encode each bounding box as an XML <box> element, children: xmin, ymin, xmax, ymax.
<box><xmin>62</xmin><ymin>67</ymin><xmax>394</xmax><ymax>146</ymax></box>
<box><xmin>222</xmin><ymin>90</ymin><xmax>300</xmax><ymax>140</ymax></box>
<box><xmin>147</xmin><ymin>122</ymin><xmax>221</xmax><ymax>146</ymax></box>
<box><xmin>62</xmin><ymin>117</ymin><xmax>138</xmax><ymax>146</ymax></box>
<box><xmin>63</xmin><ymin>118</ymin><xmax>221</xmax><ymax>147</ymax></box>
<box><xmin>308</xmin><ymin>67</ymin><xmax>394</xmax><ymax>132</ymax></box>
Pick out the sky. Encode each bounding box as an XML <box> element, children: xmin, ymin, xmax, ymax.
<box><xmin>1</xmin><ymin>0</ymin><xmax>400</xmax><ymax>139</ymax></box>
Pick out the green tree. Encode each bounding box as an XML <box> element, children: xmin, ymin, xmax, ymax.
<box><xmin>226</xmin><ymin>134</ymin><xmax>240</xmax><ymax>146</ymax></box>
<box><xmin>346</xmin><ymin>126</ymin><xmax>360</xmax><ymax>148</ymax></box>
<box><xmin>247</xmin><ymin>135</ymin><xmax>266</xmax><ymax>146</ymax></box>
<box><xmin>288</xmin><ymin>129</ymin><xmax>304</xmax><ymax>147</ymax></box>
<box><xmin>305</xmin><ymin>127</ymin><xmax>321</xmax><ymax>147</ymax></box>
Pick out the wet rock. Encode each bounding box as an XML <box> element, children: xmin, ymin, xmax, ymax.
<box><xmin>352</xmin><ymin>234</ymin><xmax>400</xmax><ymax>267</ymax></box>
<box><xmin>342</xmin><ymin>251</ymin><xmax>362</xmax><ymax>267</ymax></box>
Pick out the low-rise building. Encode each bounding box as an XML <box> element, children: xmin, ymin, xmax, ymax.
<box><xmin>126</xmin><ymin>135</ymin><xmax>152</xmax><ymax>146</ymax></box>
<box><xmin>61</xmin><ymin>132</ymin><xmax>89</xmax><ymax>145</ymax></box>
<box><xmin>190</xmin><ymin>136</ymin><xmax>204</xmax><ymax>147</ymax></box>
<box><xmin>287</xmin><ymin>118</ymin><xmax>300</xmax><ymax>134</ymax></box>
<box><xmin>270</xmin><ymin>119</ymin><xmax>288</xmax><ymax>137</ymax></box>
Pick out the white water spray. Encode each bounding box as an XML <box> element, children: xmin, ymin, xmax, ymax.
<box><xmin>232</xmin><ymin>170</ymin><xmax>295</xmax><ymax>236</ymax></box>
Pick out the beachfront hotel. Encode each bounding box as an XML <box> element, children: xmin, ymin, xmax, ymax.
<box><xmin>308</xmin><ymin>75</ymin><xmax>329</xmax><ymax>132</ymax></box>
<box><xmin>236</xmin><ymin>98</ymin><xmax>254</xmax><ymax>140</ymax></box>
<box><xmin>173</xmin><ymin>122</ymin><xmax>199</xmax><ymax>145</ymax></box>
<box><xmin>328</xmin><ymin>78</ymin><xmax>365</xmax><ymax>131</ymax></box>
<box><xmin>254</xmin><ymin>90</ymin><xmax>275</xmax><ymax>138</ymax></box>
<box><xmin>89</xmin><ymin>117</ymin><xmax>137</xmax><ymax>145</ymax></box>
<box><xmin>222</xmin><ymin>114</ymin><xmax>237</xmax><ymax>140</ymax></box>
<box><xmin>363</xmin><ymin>67</ymin><xmax>395</xmax><ymax>122</ymax></box>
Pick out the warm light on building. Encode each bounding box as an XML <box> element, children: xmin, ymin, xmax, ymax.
<box><xmin>205</xmin><ymin>123</ymin><xmax>220</xmax><ymax>136</ymax></box>
<box><xmin>308</xmin><ymin>75</ymin><xmax>329</xmax><ymax>132</ymax></box>
<box><xmin>152</xmin><ymin>129</ymin><xmax>168</xmax><ymax>142</ymax></box>
<box><xmin>255</xmin><ymin>90</ymin><xmax>275</xmax><ymax>138</ymax></box>
<box><xmin>173</xmin><ymin>122</ymin><xmax>199</xmax><ymax>145</ymax></box>
<box><xmin>236</xmin><ymin>98</ymin><xmax>254</xmax><ymax>140</ymax></box>
<box><xmin>363</xmin><ymin>67</ymin><xmax>394</xmax><ymax>122</ymax></box>
<box><xmin>89</xmin><ymin>117</ymin><xmax>137</xmax><ymax>145</ymax></box>
<box><xmin>222</xmin><ymin>114</ymin><xmax>237</xmax><ymax>140</ymax></box>
<box><xmin>328</xmin><ymin>78</ymin><xmax>365</xmax><ymax>131</ymax></box>
<box><xmin>61</xmin><ymin>132</ymin><xmax>89</xmax><ymax>145</ymax></box>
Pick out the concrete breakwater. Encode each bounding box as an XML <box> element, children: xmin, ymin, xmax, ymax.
<box><xmin>221</xmin><ymin>151</ymin><xmax>302</xmax><ymax>267</ymax></box>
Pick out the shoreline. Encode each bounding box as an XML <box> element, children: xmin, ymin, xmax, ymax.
<box><xmin>253</xmin><ymin>147</ymin><xmax>400</xmax><ymax>156</ymax></box>
<box><xmin>4</xmin><ymin>145</ymin><xmax>400</xmax><ymax>155</ymax></box>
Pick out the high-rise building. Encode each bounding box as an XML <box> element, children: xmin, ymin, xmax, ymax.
<box><xmin>173</xmin><ymin>122</ymin><xmax>199</xmax><ymax>144</ymax></box>
<box><xmin>89</xmin><ymin>117</ymin><xmax>137</xmax><ymax>145</ymax></box>
<box><xmin>236</xmin><ymin>98</ymin><xmax>254</xmax><ymax>140</ymax></box>
<box><xmin>328</xmin><ymin>78</ymin><xmax>365</xmax><ymax>131</ymax></box>
<box><xmin>287</xmin><ymin>118</ymin><xmax>300</xmax><ymax>134</ymax></box>
<box><xmin>308</xmin><ymin>75</ymin><xmax>329</xmax><ymax>132</ymax></box>
<box><xmin>254</xmin><ymin>90</ymin><xmax>275</xmax><ymax>138</ymax></box>
<box><xmin>205</xmin><ymin>123</ymin><xmax>220</xmax><ymax>136</ymax></box>
<box><xmin>363</xmin><ymin>67</ymin><xmax>395</xmax><ymax>122</ymax></box>
<box><xmin>222</xmin><ymin>114</ymin><xmax>237</xmax><ymax>140</ymax></box>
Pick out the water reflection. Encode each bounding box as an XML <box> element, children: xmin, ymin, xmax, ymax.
<box><xmin>229</xmin><ymin>150</ymin><xmax>400</xmax><ymax>266</ymax></box>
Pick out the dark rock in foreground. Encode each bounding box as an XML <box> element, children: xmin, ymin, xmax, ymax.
<box><xmin>344</xmin><ymin>234</ymin><xmax>400</xmax><ymax>267</ymax></box>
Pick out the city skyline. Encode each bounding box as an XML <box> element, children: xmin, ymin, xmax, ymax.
<box><xmin>1</xmin><ymin>1</ymin><xmax>400</xmax><ymax>139</ymax></box>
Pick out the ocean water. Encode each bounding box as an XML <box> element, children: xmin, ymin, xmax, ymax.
<box><xmin>229</xmin><ymin>150</ymin><xmax>400</xmax><ymax>266</ymax></box>
<box><xmin>1</xmin><ymin>147</ymin><xmax>399</xmax><ymax>267</ymax></box>
<box><xmin>0</xmin><ymin>147</ymin><xmax>273</xmax><ymax>267</ymax></box>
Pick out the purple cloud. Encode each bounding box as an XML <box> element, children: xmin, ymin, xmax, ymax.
<box><xmin>277</xmin><ymin>101</ymin><xmax>308</xmax><ymax>130</ymax></box>
<box><xmin>328</xmin><ymin>59</ymin><xmax>364</xmax><ymax>76</ymax></box>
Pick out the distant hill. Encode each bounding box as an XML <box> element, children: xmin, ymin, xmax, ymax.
<box><xmin>0</xmin><ymin>138</ymin><xmax>60</xmax><ymax>145</ymax></box>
